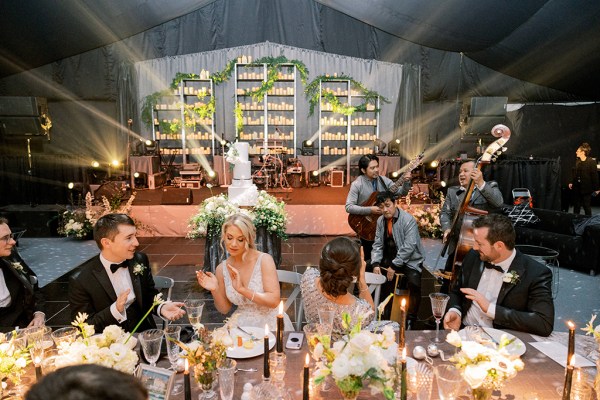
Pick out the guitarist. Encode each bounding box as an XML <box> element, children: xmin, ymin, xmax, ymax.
<box><xmin>345</xmin><ymin>154</ymin><xmax>412</xmax><ymax>263</ymax></box>
<box><xmin>440</xmin><ymin>160</ymin><xmax>504</xmax><ymax>286</ymax></box>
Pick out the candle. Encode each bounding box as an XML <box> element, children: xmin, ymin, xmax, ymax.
<box><xmin>400</xmin><ymin>347</ymin><xmax>407</xmax><ymax>400</ymax></box>
<box><xmin>562</xmin><ymin>355</ymin><xmax>575</xmax><ymax>400</ymax></box>
<box><xmin>35</xmin><ymin>364</ymin><xmax>42</xmax><ymax>381</ymax></box>
<box><xmin>566</xmin><ymin>321</ymin><xmax>575</xmax><ymax>365</ymax></box>
<box><xmin>276</xmin><ymin>301</ymin><xmax>284</xmax><ymax>353</ymax></box>
<box><xmin>264</xmin><ymin>324</ymin><xmax>271</xmax><ymax>380</ymax></box>
<box><xmin>303</xmin><ymin>353</ymin><xmax>310</xmax><ymax>400</ymax></box>
<box><xmin>399</xmin><ymin>298</ymin><xmax>407</xmax><ymax>348</ymax></box>
<box><xmin>184</xmin><ymin>359</ymin><xmax>191</xmax><ymax>400</ymax></box>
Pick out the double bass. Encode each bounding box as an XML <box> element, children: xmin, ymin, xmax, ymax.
<box><xmin>441</xmin><ymin>124</ymin><xmax>511</xmax><ymax>289</ymax></box>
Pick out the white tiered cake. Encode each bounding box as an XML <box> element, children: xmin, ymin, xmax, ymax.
<box><xmin>227</xmin><ymin>142</ymin><xmax>258</xmax><ymax>206</ymax></box>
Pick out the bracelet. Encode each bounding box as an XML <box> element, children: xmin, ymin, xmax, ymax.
<box><xmin>250</xmin><ymin>290</ymin><xmax>256</xmax><ymax>302</ymax></box>
<box><xmin>358</xmin><ymin>286</ymin><xmax>369</xmax><ymax>293</ymax></box>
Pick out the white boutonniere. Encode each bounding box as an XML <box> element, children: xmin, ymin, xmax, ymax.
<box><xmin>11</xmin><ymin>262</ymin><xmax>24</xmax><ymax>273</ymax></box>
<box><xmin>502</xmin><ymin>271</ymin><xmax>520</xmax><ymax>284</ymax></box>
<box><xmin>132</xmin><ymin>263</ymin><xmax>146</xmax><ymax>276</ymax></box>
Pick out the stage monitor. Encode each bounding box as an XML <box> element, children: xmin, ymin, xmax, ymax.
<box><xmin>462</xmin><ymin>116</ymin><xmax>506</xmax><ymax>136</ymax></box>
<box><xmin>469</xmin><ymin>97</ymin><xmax>508</xmax><ymax>117</ymax></box>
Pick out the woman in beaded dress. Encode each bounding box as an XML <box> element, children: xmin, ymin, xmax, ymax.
<box><xmin>301</xmin><ymin>236</ymin><xmax>391</xmax><ymax>338</ymax></box>
<box><xmin>196</xmin><ymin>214</ymin><xmax>293</xmax><ymax>330</ymax></box>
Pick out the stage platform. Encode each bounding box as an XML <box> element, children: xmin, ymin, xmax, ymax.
<box><xmin>130</xmin><ymin>185</ymin><xmax>354</xmax><ymax>237</ymax></box>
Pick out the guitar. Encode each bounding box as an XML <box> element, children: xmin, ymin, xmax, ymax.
<box><xmin>441</xmin><ymin>124</ymin><xmax>511</xmax><ymax>289</ymax></box>
<box><xmin>348</xmin><ymin>151</ymin><xmax>425</xmax><ymax>241</ymax></box>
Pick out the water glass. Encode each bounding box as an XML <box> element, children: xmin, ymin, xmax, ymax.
<box><xmin>408</xmin><ymin>362</ymin><xmax>434</xmax><ymax>400</ymax></box>
<box><xmin>435</xmin><ymin>364</ymin><xmax>463</xmax><ymax>400</ymax></box>
<box><xmin>303</xmin><ymin>323</ymin><xmax>327</xmax><ymax>360</ymax></box>
<box><xmin>27</xmin><ymin>326</ymin><xmax>46</xmax><ymax>365</ymax></box>
<box><xmin>139</xmin><ymin>329</ymin><xmax>164</xmax><ymax>367</ymax></box>
<box><xmin>50</xmin><ymin>326</ymin><xmax>79</xmax><ymax>347</ymax></box>
<box><xmin>318</xmin><ymin>309</ymin><xmax>335</xmax><ymax>334</ymax></box>
<box><xmin>218</xmin><ymin>358</ymin><xmax>237</xmax><ymax>400</ymax></box>
<box><xmin>269</xmin><ymin>352</ymin><xmax>287</xmax><ymax>385</ymax></box>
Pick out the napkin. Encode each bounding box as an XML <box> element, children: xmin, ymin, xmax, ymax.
<box><xmin>528</xmin><ymin>341</ymin><xmax>595</xmax><ymax>368</ymax></box>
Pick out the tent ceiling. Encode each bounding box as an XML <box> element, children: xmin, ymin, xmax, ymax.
<box><xmin>1</xmin><ymin>0</ymin><xmax>599</xmax><ymax>99</ymax></box>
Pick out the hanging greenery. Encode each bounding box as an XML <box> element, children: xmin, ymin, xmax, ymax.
<box><xmin>141</xmin><ymin>89</ymin><xmax>176</xmax><ymax>129</ymax></box>
<box><xmin>234</xmin><ymin>102</ymin><xmax>244</xmax><ymax>135</ymax></box>
<box><xmin>171</xmin><ymin>73</ymin><xmax>200</xmax><ymax>90</ymax></box>
<box><xmin>210</xmin><ymin>59</ymin><xmax>237</xmax><ymax>85</ymax></box>
<box><xmin>237</xmin><ymin>56</ymin><xmax>309</xmax><ymax>102</ymax></box>
<box><xmin>305</xmin><ymin>74</ymin><xmax>389</xmax><ymax>116</ymax></box>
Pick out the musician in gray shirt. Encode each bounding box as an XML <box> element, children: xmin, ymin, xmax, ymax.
<box><xmin>345</xmin><ymin>154</ymin><xmax>411</xmax><ymax>263</ymax></box>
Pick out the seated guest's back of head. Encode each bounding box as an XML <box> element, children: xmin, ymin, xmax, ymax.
<box><xmin>25</xmin><ymin>364</ymin><xmax>148</xmax><ymax>400</ymax></box>
<box><xmin>319</xmin><ymin>236</ymin><xmax>361</xmax><ymax>297</ymax></box>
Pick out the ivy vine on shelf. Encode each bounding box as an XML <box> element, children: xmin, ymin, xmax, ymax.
<box><xmin>304</xmin><ymin>74</ymin><xmax>390</xmax><ymax>116</ymax></box>
<box><xmin>237</xmin><ymin>56</ymin><xmax>309</xmax><ymax>102</ymax></box>
<box><xmin>234</xmin><ymin>102</ymin><xmax>244</xmax><ymax>135</ymax></box>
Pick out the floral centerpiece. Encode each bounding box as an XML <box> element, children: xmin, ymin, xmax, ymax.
<box><xmin>53</xmin><ymin>313</ymin><xmax>139</xmax><ymax>374</ymax></box>
<box><xmin>312</xmin><ymin>313</ymin><xmax>396</xmax><ymax>400</ymax></box>
<box><xmin>446</xmin><ymin>330</ymin><xmax>524</xmax><ymax>399</ymax></box>
<box><xmin>0</xmin><ymin>332</ymin><xmax>30</xmax><ymax>394</ymax></box>
<box><xmin>400</xmin><ymin>192</ymin><xmax>443</xmax><ymax>238</ymax></box>
<box><xmin>58</xmin><ymin>208</ymin><xmax>94</xmax><ymax>239</ymax></box>
<box><xmin>582</xmin><ymin>314</ymin><xmax>600</xmax><ymax>395</ymax></box>
<box><xmin>187</xmin><ymin>194</ymin><xmax>243</xmax><ymax>238</ymax></box>
<box><xmin>253</xmin><ymin>190</ymin><xmax>288</xmax><ymax>239</ymax></box>
<box><xmin>174</xmin><ymin>324</ymin><xmax>233</xmax><ymax>391</ymax></box>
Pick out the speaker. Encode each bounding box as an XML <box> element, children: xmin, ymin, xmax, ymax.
<box><xmin>0</xmin><ymin>97</ymin><xmax>47</xmax><ymax>116</ymax></box>
<box><xmin>0</xmin><ymin>117</ymin><xmax>47</xmax><ymax>136</ymax></box>
<box><xmin>463</xmin><ymin>116</ymin><xmax>506</xmax><ymax>136</ymax></box>
<box><xmin>161</xmin><ymin>189</ymin><xmax>193</xmax><ymax>205</ymax></box>
<box><xmin>330</xmin><ymin>170</ymin><xmax>344</xmax><ymax>187</ymax></box>
<box><xmin>148</xmin><ymin>172</ymin><xmax>165</xmax><ymax>190</ymax></box>
<box><xmin>469</xmin><ymin>97</ymin><xmax>507</xmax><ymax>117</ymax></box>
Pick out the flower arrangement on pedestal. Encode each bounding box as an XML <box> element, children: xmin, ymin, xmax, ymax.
<box><xmin>312</xmin><ymin>313</ymin><xmax>396</xmax><ymax>400</ymax></box>
<box><xmin>445</xmin><ymin>330</ymin><xmax>524</xmax><ymax>399</ymax></box>
<box><xmin>53</xmin><ymin>313</ymin><xmax>139</xmax><ymax>374</ymax></box>
<box><xmin>58</xmin><ymin>208</ymin><xmax>94</xmax><ymax>239</ymax></box>
<box><xmin>253</xmin><ymin>190</ymin><xmax>288</xmax><ymax>239</ymax></box>
<box><xmin>400</xmin><ymin>192</ymin><xmax>443</xmax><ymax>239</ymax></box>
<box><xmin>0</xmin><ymin>332</ymin><xmax>30</xmax><ymax>393</ymax></box>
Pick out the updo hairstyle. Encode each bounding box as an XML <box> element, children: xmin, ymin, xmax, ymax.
<box><xmin>319</xmin><ymin>237</ymin><xmax>361</xmax><ymax>297</ymax></box>
<box><xmin>220</xmin><ymin>213</ymin><xmax>257</xmax><ymax>259</ymax></box>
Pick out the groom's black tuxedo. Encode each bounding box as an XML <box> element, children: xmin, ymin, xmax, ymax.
<box><xmin>0</xmin><ymin>250</ymin><xmax>45</xmax><ymax>332</ymax></box>
<box><xmin>448</xmin><ymin>249</ymin><xmax>554</xmax><ymax>336</ymax></box>
<box><xmin>69</xmin><ymin>252</ymin><xmax>159</xmax><ymax>332</ymax></box>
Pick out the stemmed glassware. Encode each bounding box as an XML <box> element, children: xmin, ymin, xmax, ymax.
<box><xmin>185</xmin><ymin>299</ymin><xmax>205</xmax><ymax>336</ymax></box>
<box><xmin>164</xmin><ymin>325</ymin><xmax>183</xmax><ymax>394</ymax></box>
<box><xmin>139</xmin><ymin>329</ymin><xmax>164</xmax><ymax>367</ymax></box>
<box><xmin>429</xmin><ymin>292</ymin><xmax>450</xmax><ymax>343</ymax></box>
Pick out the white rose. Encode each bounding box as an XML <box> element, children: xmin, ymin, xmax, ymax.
<box><xmin>502</xmin><ymin>274</ymin><xmax>512</xmax><ymax>283</ymax></box>
<box><xmin>446</xmin><ymin>330</ymin><xmax>462</xmax><ymax>347</ymax></box>
<box><xmin>313</xmin><ymin>342</ymin><xmax>324</xmax><ymax>360</ymax></box>
<box><xmin>463</xmin><ymin>364</ymin><xmax>488</xmax><ymax>389</ymax></box>
<box><xmin>349</xmin><ymin>332</ymin><xmax>374</xmax><ymax>353</ymax></box>
<box><xmin>15</xmin><ymin>356</ymin><xmax>28</xmax><ymax>368</ymax></box>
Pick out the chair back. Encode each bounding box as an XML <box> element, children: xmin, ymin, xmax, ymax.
<box><xmin>153</xmin><ymin>276</ymin><xmax>175</xmax><ymax>329</ymax></box>
<box><xmin>277</xmin><ymin>270</ymin><xmax>304</xmax><ymax>331</ymax></box>
<box><xmin>364</xmin><ymin>272</ymin><xmax>386</xmax><ymax>308</ymax></box>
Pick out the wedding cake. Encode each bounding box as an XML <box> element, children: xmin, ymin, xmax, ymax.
<box><xmin>227</xmin><ymin>142</ymin><xmax>258</xmax><ymax>206</ymax></box>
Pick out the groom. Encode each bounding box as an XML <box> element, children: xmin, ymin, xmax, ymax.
<box><xmin>69</xmin><ymin>213</ymin><xmax>184</xmax><ymax>332</ymax></box>
<box><xmin>443</xmin><ymin>213</ymin><xmax>554</xmax><ymax>337</ymax></box>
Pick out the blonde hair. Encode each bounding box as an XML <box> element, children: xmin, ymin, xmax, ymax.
<box><xmin>220</xmin><ymin>213</ymin><xmax>256</xmax><ymax>259</ymax></box>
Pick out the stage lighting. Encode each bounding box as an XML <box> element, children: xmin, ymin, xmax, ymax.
<box><xmin>308</xmin><ymin>170</ymin><xmax>320</xmax><ymax>186</ymax></box>
<box><xmin>388</xmin><ymin>138</ymin><xmax>401</xmax><ymax>155</ymax></box>
<box><xmin>430</xmin><ymin>160</ymin><xmax>439</xmax><ymax>168</ymax></box>
<box><xmin>133</xmin><ymin>172</ymin><xmax>147</xmax><ymax>188</ymax></box>
<box><xmin>203</xmin><ymin>170</ymin><xmax>219</xmax><ymax>186</ymax></box>
<box><xmin>91</xmin><ymin>160</ymin><xmax>100</xmax><ymax>168</ymax></box>
<box><xmin>111</xmin><ymin>159</ymin><xmax>120</xmax><ymax>167</ymax></box>
<box><xmin>143</xmin><ymin>139</ymin><xmax>158</xmax><ymax>155</ymax></box>
<box><xmin>301</xmin><ymin>140</ymin><xmax>314</xmax><ymax>156</ymax></box>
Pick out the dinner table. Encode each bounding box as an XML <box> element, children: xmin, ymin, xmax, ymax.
<box><xmin>161</xmin><ymin>329</ymin><xmax>598</xmax><ymax>400</ymax></box>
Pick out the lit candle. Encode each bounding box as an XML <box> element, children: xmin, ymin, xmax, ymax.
<box><xmin>566</xmin><ymin>321</ymin><xmax>575</xmax><ymax>365</ymax></box>
<box><xmin>264</xmin><ymin>324</ymin><xmax>271</xmax><ymax>380</ymax></box>
<box><xmin>303</xmin><ymin>353</ymin><xmax>310</xmax><ymax>400</ymax></box>
<box><xmin>401</xmin><ymin>347</ymin><xmax>407</xmax><ymax>400</ymax></box>
<box><xmin>276</xmin><ymin>301</ymin><xmax>284</xmax><ymax>353</ymax></box>
<box><xmin>562</xmin><ymin>355</ymin><xmax>575</xmax><ymax>400</ymax></box>
<box><xmin>184</xmin><ymin>359</ymin><xmax>191</xmax><ymax>400</ymax></box>
<box><xmin>399</xmin><ymin>298</ymin><xmax>407</xmax><ymax>348</ymax></box>
<box><xmin>34</xmin><ymin>356</ymin><xmax>42</xmax><ymax>381</ymax></box>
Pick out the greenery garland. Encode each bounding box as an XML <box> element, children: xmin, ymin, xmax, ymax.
<box><xmin>305</xmin><ymin>74</ymin><xmax>390</xmax><ymax>116</ymax></box>
<box><xmin>171</xmin><ymin>72</ymin><xmax>200</xmax><ymax>90</ymax></box>
<box><xmin>234</xmin><ymin>102</ymin><xmax>243</xmax><ymax>135</ymax></box>
<box><xmin>237</xmin><ymin>56</ymin><xmax>309</xmax><ymax>102</ymax></box>
<box><xmin>210</xmin><ymin>59</ymin><xmax>237</xmax><ymax>85</ymax></box>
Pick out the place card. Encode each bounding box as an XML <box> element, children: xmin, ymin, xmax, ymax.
<box><xmin>528</xmin><ymin>341</ymin><xmax>595</xmax><ymax>368</ymax></box>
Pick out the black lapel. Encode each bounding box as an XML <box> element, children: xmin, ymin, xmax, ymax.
<box><xmin>1</xmin><ymin>258</ymin><xmax>33</xmax><ymax>293</ymax></box>
<box><xmin>91</xmin><ymin>261</ymin><xmax>117</xmax><ymax>301</ymax></box>
<box><xmin>497</xmin><ymin>261</ymin><xmax>526</xmax><ymax>305</ymax></box>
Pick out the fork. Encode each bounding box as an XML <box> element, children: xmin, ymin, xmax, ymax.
<box><xmin>236</xmin><ymin>326</ymin><xmax>260</xmax><ymax>341</ymax></box>
<box><xmin>474</xmin><ymin>324</ymin><xmax>499</xmax><ymax>345</ymax></box>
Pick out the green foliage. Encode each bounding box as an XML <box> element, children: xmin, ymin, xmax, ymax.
<box><xmin>141</xmin><ymin>89</ymin><xmax>176</xmax><ymax>128</ymax></box>
<box><xmin>210</xmin><ymin>59</ymin><xmax>237</xmax><ymax>85</ymax></box>
<box><xmin>171</xmin><ymin>73</ymin><xmax>200</xmax><ymax>90</ymax></box>
<box><xmin>238</xmin><ymin>56</ymin><xmax>309</xmax><ymax>102</ymax></box>
<box><xmin>234</xmin><ymin>102</ymin><xmax>244</xmax><ymax>135</ymax></box>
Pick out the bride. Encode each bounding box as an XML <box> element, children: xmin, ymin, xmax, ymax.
<box><xmin>196</xmin><ymin>213</ymin><xmax>293</xmax><ymax>330</ymax></box>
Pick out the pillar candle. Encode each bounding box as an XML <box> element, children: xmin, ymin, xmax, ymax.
<box><xmin>303</xmin><ymin>353</ymin><xmax>310</xmax><ymax>400</ymax></box>
<box><xmin>264</xmin><ymin>324</ymin><xmax>271</xmax><ymax>380</ymax></box>
<box><xmin>562</xmin><ymin>355</ymin><xmax>575</xmax><ymax>400</ymax></box>
<box><xmin>399</xmin><ymin>298</ymin><xmax>407</xmax><ymax>348</ymax></box>
<box><xmin>276</xmin><ymin>301</ymin><xmax>284</xmax><ymax>353</ymax></box>
<box><xmin>566</xmin><ymin>321</ymin><xmax>575</xmax><ymax>365</ymax></box>
<box><xmin>184</xmin><ymin>359</ymin><xmax>191</xmax><ymax>400</ymax></box>
<box><xmin>400</xmin><ymin>347</ymin><xmax>407</xmax><ymax>400</ymax></box>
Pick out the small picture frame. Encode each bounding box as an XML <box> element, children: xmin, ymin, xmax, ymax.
<box><xmin>137</xmin><ymin>364</ymin><xmax>175</xmax><ymax>400</ymax></box>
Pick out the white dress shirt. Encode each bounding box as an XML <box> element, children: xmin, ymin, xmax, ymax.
<box><xmin>99</xmin><ymin>254</ymin><xmax>136</xmax><ymax>323</ymax></box>
<box><xmin>463</xmin><ymin>249</ymin><xmax>517</xmax><ymax>327</ymax></box>
<box><xmin>0</xmin><ymin>269</ymin><xmax>11</xmax><ymax>307</ymax></box>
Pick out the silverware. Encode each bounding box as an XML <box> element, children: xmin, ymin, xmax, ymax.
<box><xmin>236</xmin><ymin>326</ymin><xmax>260</xmax><ymax>341</ymax></box>
<box><xmin>475</xmin><ymin>324</ymin><xmax>499</xmax><ymax>345</ymax></box>
<box><xmin>236</xmin><ymin>367</ymin><xmax>258</xmax><ymax>372</ymax></box>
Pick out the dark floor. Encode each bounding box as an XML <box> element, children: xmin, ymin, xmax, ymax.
<box><xmin>25</xmin><ymin>235</ymin><xmax>600</xmax><ymax>334</ymax></box>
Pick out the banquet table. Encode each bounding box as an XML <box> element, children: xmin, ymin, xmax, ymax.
<box><xmin>162</xmin><ymin>329</ymin><xmax>597</xmax><ymax>400</ymax></box>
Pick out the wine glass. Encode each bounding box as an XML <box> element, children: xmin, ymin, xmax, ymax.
<box><xmin>164</xmin><ymin>325</ymin><xmax>183</xmax><ymax>395</ymax></box>
<box><xmin>184</xmin><ymin>299</ymin><xmax>205</xmax><ymax>336</ymax></box>
<box><xmin>429</xmin><ymin>292</ymin><xmax>450</xmax><ymax>343</ymax></box>
<box><xmin>139</xmin><ymin>329</ymin><xmax>164</xmax><ymax>367</ymax></box>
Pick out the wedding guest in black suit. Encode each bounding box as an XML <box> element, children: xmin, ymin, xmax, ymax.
<box><xmin>568</xmin><ymin>142</ymin><xmax>599</xmax><ymax>216</ymax></box>
<box><xmin>443</xmin><ymin>213</ymin><xmax>554</xmax><ymax>337</ymax></box>
<box><xmin>69</xmin><ymin>213</ymin><xmax>184</xmax><ymax>332</ymax></box>
<box><xmin>0</xmin><ymin>217</ymin><xmax>45</xmax><ymax>332</ymax></box>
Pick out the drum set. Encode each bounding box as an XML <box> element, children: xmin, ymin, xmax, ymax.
<box><xmin>252</xmin><ymin>142</ymin><xmax>305</xmax><ymax>189</ymax></box>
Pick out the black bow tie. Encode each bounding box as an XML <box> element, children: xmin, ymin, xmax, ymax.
<box><xmin>110</xmin><ymin>260</ymin><xmax>129</xmax><ymax>273</ymax></box>
<box><xmin>484</xmin><ymin>262</ymin><xmax>504</xmax><ymax>273</ymax></box>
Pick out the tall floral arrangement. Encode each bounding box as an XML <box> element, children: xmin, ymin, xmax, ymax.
<box><xmin>445</xmin><ymin>330</ymin><xmax>524</xmax><ymax>397</ymax></box>
<box><xmin>58</xmin><ymin>208</ymin><xmax>94</xmax><ymax>238</ymax></box>
<box><xmin>312</xmin><ymin>313</ymin><xmax>396</xmax><ymax>399</ymax></box>
<box><xmin>53</xmin><ymin>313</ymin><xmax>139</xmax><ymax>374</ymax></box>
<box><xmin>253</xmin><ymin>190</ymin><xmax>288</xmax><ymax>239</ymax></box>
<box><xmin>187</xmin><ymin>194</ymin><xmax>243</xmax><ymax>238</ymax></box>
<box><xmin>0</xmin><ymin>332</ymin><xmax>30</xmax><ymax>390</ymax></box>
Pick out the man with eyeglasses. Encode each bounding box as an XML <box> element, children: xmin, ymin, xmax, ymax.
<box><xmin>0</xmin><ymin>217</ymin><xmax>45</xmax><ymax>332</ymax></box>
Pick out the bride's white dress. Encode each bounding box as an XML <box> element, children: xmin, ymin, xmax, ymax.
<box><xmin>222</xmin><ymin>253</ymin><xmax>293</xmax><ymax>331</ymax></box>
